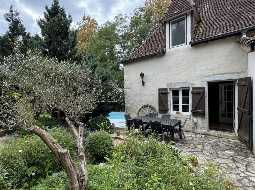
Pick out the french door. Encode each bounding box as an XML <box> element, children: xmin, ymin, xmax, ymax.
<box><xmin>219</xmin><ymin>83</ymin><xmax>234</xmax><ymax>124</ymax></box>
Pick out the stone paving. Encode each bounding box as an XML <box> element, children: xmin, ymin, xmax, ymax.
<box><xmin>174</xmin><ymin>132</ymin><xmax>255</xmax><ymax>190</ymax></box>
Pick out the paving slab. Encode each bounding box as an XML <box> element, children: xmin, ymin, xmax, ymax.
<box><xmin>174</xmin><ymin>132</ymin><xmax>255</xmax><ymax>190</ymax></box>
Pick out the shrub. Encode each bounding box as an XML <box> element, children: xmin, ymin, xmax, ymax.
<box><xmin>86</xmin><ymin>131</ymin><xmax>113</xmax><ymax>163</ymax></box>
<box><xmin>88</xmin><ymin>115</ymin><xmax>113</xmax><ymax>133</ymax></box>
<box><xmin>37</xmin><ymin>112</ymin><xmax>59</xmax><ymax>128</ymax></box>
<box><xmin>0</xmin><ymin>128</ymin><xmax>75</xmax><ymax>189</ymax></box>
<box><xmin>30</xmin><ymin>172</ymin><xmax>68</xmax><ymax>190</ymax></box>
<box><xmin>88</xmin><ymin>136</ymin><xmax>235</xmax><ymax>190</ymax></box>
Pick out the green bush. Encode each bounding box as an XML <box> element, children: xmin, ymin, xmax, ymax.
<box><xmin>30</xmin><ymin>172</ymin><xmax>68</xmax><ymax>190</ymax></box>
<box><xmin>86</xmin><ymin>131</ymin><xmax>113</xmax><ymax>163</ymax></box>
<box><xmin>37</xmin><ymin>112</ymin><xmax>59</xmax><ymax>128</ymax></box>
<box><xmin>0</xmin><ymin>128</ymin><xmax>75</xmax><ymax>189</ymax></box>
<box><xmin>88</xmin><ymin>115</ymin><xmax>113</xmax><ymax>133</ymax></box>
<box><xmin>88</xmin><ymin>136</ymin><xmax>235</xmax><ymax>190</ymax></box>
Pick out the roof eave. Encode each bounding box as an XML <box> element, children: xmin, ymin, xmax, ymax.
<box><xmin>191</xmin><ymin>26</ymin><xmax>255</xmax><ymax>46</ymax></box>
<box><xmin>123</xmin><ymin>49</ymin><xmax>166</xmax><ymax>65</ymax></box>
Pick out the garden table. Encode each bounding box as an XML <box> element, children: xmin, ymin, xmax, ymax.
<box><xmin>132</xmin><ymin>117</ymin><xmax>183</xmax><ymax>140</ymax></box>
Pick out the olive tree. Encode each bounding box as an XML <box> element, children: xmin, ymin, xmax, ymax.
<box><xmin>0</xmin><ymin>51</ymin><xmax>101</xmax><ymax>190</ymax></box>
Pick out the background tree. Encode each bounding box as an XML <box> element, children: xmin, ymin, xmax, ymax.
<box><xmin>123</xmin><ymin>0</ymin><xmax>171</xmax><ymax>56</ymax></box>
<box><xmin>0</xmin><ymin>6</ymin><xmax>26</xmax><ymax>59</ymax></box>
<box><xmin>38</xmin><ymin>0</ymin><xmax>74</xmax><ymax>61</ymax></box>
<box><xmin>76</xmin><ymin>16</ymin><xmax>125</xmax><ymax>109</ymax></box>
<box><xmin>0</xmin><ymin>6</ymin><xmax>43</xmax><ymax>60</ymax></box>
<box><xmin>0</xmin><ymin>51</ymin><xmax>103</xmax><ymax>189</ymax></box>
<box><xmin>76</xmin><ymin>16</ymin><xmax>98</xmax><ymax>56</ymax></box>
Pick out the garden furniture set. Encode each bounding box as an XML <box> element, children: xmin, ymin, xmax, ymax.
<box><xmin>125</xmin><ymin>114</ymin><xmax>185</xmax><ymax>140</ymax></box>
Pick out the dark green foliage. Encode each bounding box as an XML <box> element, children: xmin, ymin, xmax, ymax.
<box><xmin>0</xmin><ymin>128</ymin><xmax>75</xmax><ymax>189</ymax></box>
<box><xmin>4</xmin><ymin>6</ymin><xmax>25</xmax><ymax>39</ymax></box>
<box><xmin>21</xmin><ymin>33</ymin><xmax>43</xmax><ymax>54</ymax></box>
<box><xmin>0</xmin><ymin>6</ymin><xmax>26</xmax><ymax>58</ymax></box>
<box><xmin>88</xmin><ymin>136</ymin><xmax>234</xmax><ymax>190</ymax></box>
<box><xmin>30</xmin><ymin>172</ymin><xmax>68</xmax><ymax>190</ymax></box>
<box><xmin>38</xmin><ymin>0</ymin><xmax>74</xmax><ymax>61</ymax></box>
<box><xmin>37</xmin><ymin>112</ymin><xmax>59</xmax><ymax>128</ymax></box>
<box><xmin>0</xmin><ymin>35</ymin><xmax>13</xmax><ymax>60</ymax></box>
<box><xmin>87</xmin><ymin>115</ymin><xmax>112</xmax><ymax>133</ymax></box>
<box><xmin>0</xmin><ymin>6</ymin><xmax>41</xmax><ymax>60</ymax></box>
<box><xmin>86</xmin><ymin>131</ymin><xmax>113</xmax><ymax>163</ymax></box>
<box><xmin>123</xmin><ymin>8</ymin><xmax>153</xmax><ymax>56</ymax></box>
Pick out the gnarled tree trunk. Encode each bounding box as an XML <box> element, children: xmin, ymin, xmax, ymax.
<box><xmin>31</xmin><ymin>126</ymin><xmax>80</xmax><ymax>190</ymax></box>
<box><xmin>27</xmin><ymin>116</ymin><xmax>88</xmax><ymax>190</ymax></box>
<box><xmin>65</xmin><ymin>117</ymin><xmax>88</xmax><ymax>190</ymax></box>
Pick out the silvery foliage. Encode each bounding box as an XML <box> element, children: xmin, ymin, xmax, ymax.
<box><xmin>0</xmin><ymin>50</ymin><xmax>101</xmax><ymax>129</ymax></box>
<box><xmin>0</xmin><ymin>81</ymin><xmax>18</xmax><ymax>130</ymax></box>
<box><xmin>100</xmin><ymin>81</ymin><xmax>124</xmax><ymax>105</ymax></box>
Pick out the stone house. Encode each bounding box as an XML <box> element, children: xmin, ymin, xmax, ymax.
<box><xmin>124</xmin><ymin>0</ymin><xmax>255</xmax><ymax>152</ymax></box>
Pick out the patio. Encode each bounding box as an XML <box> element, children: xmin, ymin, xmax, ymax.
<box><xmin>175</xmin><ymin>132</ymin><xmax>255</xmax><ymax>190</ymax></box>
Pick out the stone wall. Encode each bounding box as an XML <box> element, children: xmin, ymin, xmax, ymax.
<box><xmin>124</xmin><ymin>37</ymin><xmax>248</xmax><ymax>130</ymax></box>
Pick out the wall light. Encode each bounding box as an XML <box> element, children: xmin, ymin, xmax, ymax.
<box><xmin>140</xmin><ymin>72</ymin><xmax>145</xmax><ymax>86</ymax></box>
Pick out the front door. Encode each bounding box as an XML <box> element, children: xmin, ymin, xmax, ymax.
<box><xmin>219</xmin><ymin>83</ymin><xmax>234</xmax><ymax>124</ymax></box>
<box><xmin>238</xmin><ymin>77</ymin><xmax>253</xmax><ymax>150</ymax></box>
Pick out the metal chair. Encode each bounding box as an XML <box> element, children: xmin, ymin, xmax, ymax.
<box><xmin>124</xmin><ymin>114</ymin><xmax>132</xmax><ymax>131</ymax></box>
<box><xmin>161</xmin><ymin>114</ymin><xmax>171</xmax><ymax>120</ymax></box>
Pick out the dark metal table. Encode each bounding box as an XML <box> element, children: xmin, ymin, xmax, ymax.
<box><xmin>130</xmin><ymin>117</ymin><xmax>183</xmax><ymax>140</ymax></box>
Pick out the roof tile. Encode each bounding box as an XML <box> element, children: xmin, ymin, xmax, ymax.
<box><xmin>126</xmin><ymin>0</ymin><xmax>255</xmax><ymax>63</ymax></box>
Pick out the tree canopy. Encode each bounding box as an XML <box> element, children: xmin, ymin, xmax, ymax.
<box><xmin>38</xmin><ymin>0</ymin><xmax>74</xmax><ymax>61</ymax></box>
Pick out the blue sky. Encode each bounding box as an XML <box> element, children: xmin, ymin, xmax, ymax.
<box><xmin>0</xmin><ymin>0</ymin><xmax>145</xmax><ymax>35</ymax></box>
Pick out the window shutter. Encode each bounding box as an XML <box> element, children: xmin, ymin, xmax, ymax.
<box><xmin>191</xmin><ymin>87</ymin><xmax>205</xmax><ymax>116</ymax></box>
<box><xmin>158</xmin><ymin>88</ymin><xmax>169</xmax><ymax>114</ymax></box>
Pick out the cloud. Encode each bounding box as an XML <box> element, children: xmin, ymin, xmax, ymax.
<box><xmin>0</xmin><ymin>0</ymin><xmax>145</xmax><ymax>35</ymax></box>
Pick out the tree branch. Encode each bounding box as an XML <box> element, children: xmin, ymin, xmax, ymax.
<box><xmin>65</xmin><ymin>117</ymin><xmax>88</xmax><ymax>190</ymax></box>
<box><xmin>30</xmin><ymin>126</ymin><xmax>80</xmax><ymax>190</ymax></box>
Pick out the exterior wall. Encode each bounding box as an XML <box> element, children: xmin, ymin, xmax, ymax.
<box><xmin>124</xmin><ymin>37</ymin><xmax>248</xmax><ymax>131</ymax></box>
<box><xmin>248</xmin><ymin>51</ymin><xmax>255</xmax><ymax>152</ymax></box>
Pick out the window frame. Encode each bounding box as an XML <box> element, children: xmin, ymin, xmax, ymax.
<box><xmin>170</xmin><ymin>88</ymin><xmax>191</xmax><ymax>115</ymax></box>
<box><xmin>169</xmin><ymin>16</ymin><xmax>187</xmax><ymax>49</ymax></box>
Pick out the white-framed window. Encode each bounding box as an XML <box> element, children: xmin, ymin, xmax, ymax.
<box><xmin>169</xmin><ymin>16</ymin><xmax>187</xmax><ymax>48</ymax></box>
<box><xmin>170</xmin><ymin>88</ymin><xmax>191</xmax><ymax>114</ymax></box>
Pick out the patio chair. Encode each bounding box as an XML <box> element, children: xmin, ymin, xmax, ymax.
<box><xmin>161</xmin><ymin>114</ymin><xmax>171</xmax><ymax>120</ymax></box>
<box><xmin>132</xmin><ymin>118</ymin><xmax>143</xmax><ymax>130</ymax></box>
<box><xmin>150</xmin><ymin>121</ymin><xmax>162</xmax><ymax>134</ymax></box>
<box><xmin>124</xmin><ymin>114</ymin><xmax>132</xmax><ymax>131</ymax></box>
<box><xmin>146</xmin><ymin>112</ymin><xmax>158</xmax><ymax>118</ymax></box>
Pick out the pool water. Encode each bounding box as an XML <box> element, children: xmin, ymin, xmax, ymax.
<box><xmin>108</xmin><ymin>112</ymin><xmax>126</xmax><ymax>128</ymax></box>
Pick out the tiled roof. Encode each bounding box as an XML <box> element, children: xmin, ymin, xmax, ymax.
<box><xmin>126</xmin><ymin>0</ymin><xmax>255</xmax><ymax>63</ymax></box>
<box><xmin>125</xmin><ymin>25</ymin><xmax>166</xmax><ymax>64</ymax></box>
<box><xmin>162</xmin><ymin>0</ymin><xmax>193</xmax><ymax>21</ymax></box>
<box><xmin>192</xmin><ymin>0</ymin><xmax>255</xmax><ymax>44</ymax></box>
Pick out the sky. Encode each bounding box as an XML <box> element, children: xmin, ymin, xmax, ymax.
<box><xmin>0</xmin><ymin>0</ymin><xmax>145</xmax><ymax>35</ymax></box>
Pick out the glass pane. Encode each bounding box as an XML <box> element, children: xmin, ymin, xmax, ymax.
<box><xmin>227</xmin><ymin>113</ymin><xmax>233</xmax><ymax>119</ymax></box>
<box><xmin>172</xmin><ymin>90</ymin><xmax>179</xmax><ymax>111</ymax></box>
<box><xmin>182</xmin><ymin>97</ymin><xmax>189</xmax><ymax>104</ymax></box>
<box><xmin>173</xmin><ymin>97</ymin><xmax>179</xmax><ymax>104</ymax></box>
<box><xmin>173</xmin><ymin>105</ymin><xmax>179</xmax><ymax>111</ymax></box>
<box><xmin>182</xmin><ymin>89</ymin><xmax>189</xmax><ymax>97</ymax></box>
<box><xmin>172</xmin><ymin>90</ymin><xmax>179</xmax><ymax>96</ymax></box>
<box><xmin>171</xmin><ymin>18</ymin><xmax>186</xmax><ymax>47</ymax></box>
<box><xmin>182</xmin><ymin>105</ymin><xmax>189</xmax><ymax>112</ymax></box>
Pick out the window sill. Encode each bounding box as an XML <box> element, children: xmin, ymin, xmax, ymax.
<box><xmin>171</xmin><ymin>112</ymin><xmax>191</xmax><ymax>116</ymax></box>
<box><xmin>167</xmin><ymin>44</ymin><xmax>191</xmax><ymax>52</ymax></box>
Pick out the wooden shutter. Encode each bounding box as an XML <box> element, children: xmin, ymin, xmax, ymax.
<box><xmin>237</xmin><ymin>77</ymin><xmax>253</xmax><ymax>150</ymax></box>
<box><xmin>191</xmin><ymin>87</ymin><xmax>205</xmax><ymax>116</ymax></box>
<box><xmin>158</xmin><ymin>88</ymin><xmax>169</xmax><ymax>114</ymax></box>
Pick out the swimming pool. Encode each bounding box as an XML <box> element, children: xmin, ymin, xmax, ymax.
<box><xmin>108</xmin><ymin>112</ymin><xmax>126</xmax><ymax>128</ymax></box>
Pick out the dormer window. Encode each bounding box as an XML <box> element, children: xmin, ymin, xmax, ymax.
<box><xmin>170</xmin><ymin>17</ymin><xmax>187</xmax><ymax>48</ymax></box>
